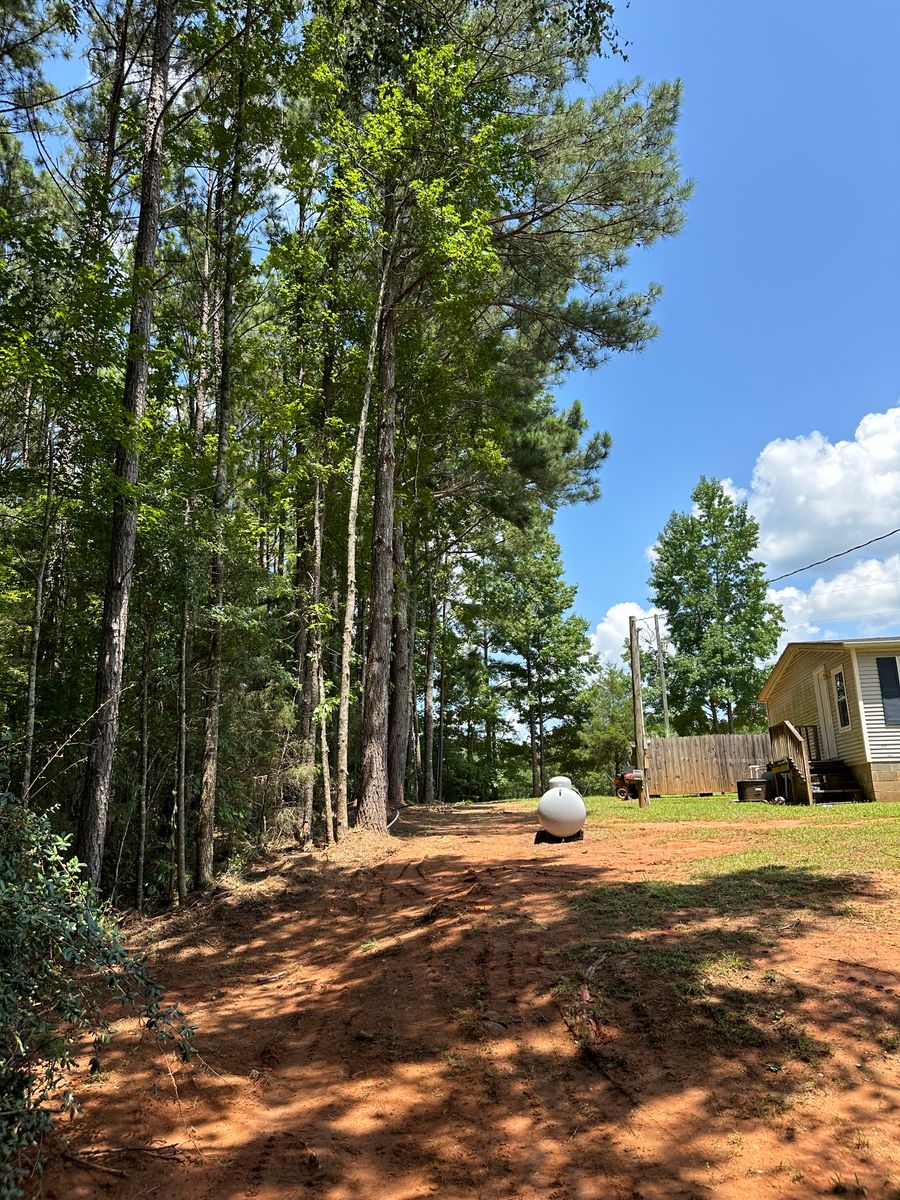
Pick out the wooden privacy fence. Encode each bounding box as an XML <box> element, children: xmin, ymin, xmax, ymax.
<box><xmin>645</xmin><ymin>733</ymin><xmax>772</xmax><ymax>796</ymax></box>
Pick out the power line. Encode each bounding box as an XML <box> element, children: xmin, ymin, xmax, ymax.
<box><xmin>766</xmin><ymin>526</ymin><xmax>900</xmax><ymax>584</ymax></box>
<box><xmin>789</xmin><ymin>576</ymin><xmax>900</xmax><ymax>598</ymax></box>
<box><xmin>806</xmin><ymin>606</ymin><xmax>900</xmax><ymax>622</ymax></box>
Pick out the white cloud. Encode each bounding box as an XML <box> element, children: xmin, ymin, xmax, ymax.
<box><xmin>590</xmin><ymin>602</ymin><xmax>667</xmax><ymax>665</ymax></box>
<box><xmin>749</xmin><ymin>406</ymin><xmax>900</xmax><ymax>569</ymax></box>
<box><xmin>767</xmin><ymin>585</ymin><xmax>823</xmax><ymax>652</ymax></box>
<box><xmin>594</xmin><ymin>405</ymin><xmax>900</xmax><ymax>660</ymax></box>
<box><xmin>719</xmin><ymin>477</ymin><xmax>749</xmax><ymax>503</ymax></box>
<box><xmin>769</xmin><ymin>553</ymin><xmax>900</xmax><ymax>650</ymax></box>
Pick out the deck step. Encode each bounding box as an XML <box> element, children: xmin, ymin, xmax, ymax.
<box><xmin>811</xmin><ymin>787</ymin><xmax>863</xmax><ymax>799</ymax></box>
<box><xmin>768</xmin><ymin>753</ymin><xmax>868</xmax><ymax>803</ymax></box>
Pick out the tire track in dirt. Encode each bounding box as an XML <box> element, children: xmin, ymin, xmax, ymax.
<box><xmin>241</xmin><ymin>1129</ymin><xmax>324</xmax><ymax>1199</ymax></box>
<box><xmin>239</xmin><ymin>850</ymin><xmax>476</xmax><ymax>1197</ymax></box>
<box><xmin>455</xmin><ymin>859</ymin><xmax>660</xmax><ymax>1200</ymax></box>
<box><xmin>434</xmin><ymin>867</ymin><xmax>588</xmax><ymax>1199</ymax></box>
<box><xmin>38</xmin><ymin>805</ymin><xmax>900</xmax><ymax>1200</ymax></box>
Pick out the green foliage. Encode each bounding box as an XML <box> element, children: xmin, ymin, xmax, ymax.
<box><xmin>576</xmin><ymin>664</ymin><xmax>634</xmax><ymax>792</ymax></box>
<box><xmin>650</xmin><ymin>477</ymin><xmax>784</xmax><ymax>733</ymax></box>
<box><xmin>434</xmin><ymin>521</ymin><xmax>596</xmax><ymax>799</ymax></box>
<box><xmin>0</xmin><ymin>786</ymin><xmax>195</xmax><ymax>1198</ymax></box>
<box><xmin>0</xmin><ymin>0</ymin><xmax>688</xmax><ymax>883</ymax></box>
<box><xmin>495</xmin><ymin>525</ymin><xmax>595</xmax><ymax>732</ymax></box>
<box><xmin>441</xmin><ymin>748</ymin><xmax>498</xmax><ymax>806</ymax></box>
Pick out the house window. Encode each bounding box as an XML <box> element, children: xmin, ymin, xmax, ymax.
<box><xmin>876</xmin><ymin>656</ymin><xmax>900</xmax><ymax>726</ymax></box>
<box><xmin>833</xmin><ymin>669</ymin><xmax>851</xmax><ymax>729</ymax></box>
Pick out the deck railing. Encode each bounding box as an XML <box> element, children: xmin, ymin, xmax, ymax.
<box><xmin>796</xmin><ymin>723</ymin><xmax>822</xmax><ymax>762</ymax></box>
<box><xmin>768</xmin><ymin>719</ymin><xmax>814</xmax><ymax>805</ymax></box>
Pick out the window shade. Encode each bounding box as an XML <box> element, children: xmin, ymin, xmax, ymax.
<box><xmin>876</xmin><ymin>657</ymin><xmax>900</xmax><ymax>726</ymax></box>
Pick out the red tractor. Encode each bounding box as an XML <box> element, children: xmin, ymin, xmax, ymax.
<box><xmin>614</xmin><ymin>767</ymin><xmax>643</xmax><ymax>800</ymax></box>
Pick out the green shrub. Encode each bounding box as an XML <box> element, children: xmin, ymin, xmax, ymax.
<box><xmin>441</xmin><ymin>750</ymin><xmax>498</xmax><ymax>805</ymax></box>
<box><xmin>0</xmin><ymin>794</ymin><xmax>196</xmax><ymax>1198</ymax></box>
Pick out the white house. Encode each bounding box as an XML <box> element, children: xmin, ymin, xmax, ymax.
<box><xmin>759</xmin><ymin>637</ymin><xmax>900</xmax><ymax>802</ymax></box>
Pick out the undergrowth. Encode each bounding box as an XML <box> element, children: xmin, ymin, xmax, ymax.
<box><xmin>0</xmin><ymin>794</ymin><xmax>196</xmax><ymax>1198</ymax></box>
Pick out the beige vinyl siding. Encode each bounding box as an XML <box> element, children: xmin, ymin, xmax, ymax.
<box><xmin>822</xmin><ymin>651</ymin><xmax>866</xmax><ymax>764</ymax></box>
<box><xmin>764</xmin><ymin>660</ymin><xmax>819</xmax><ymax>728</ymax></box>
<box><xmin>856</xmin><ymin>647</ymin><xmax>900</xmax><ymax>762</ymax></box>
<box><xmin>764</xmin><ymin>648</ymin><xmax>867</xmax><ymax>765</ymax></box>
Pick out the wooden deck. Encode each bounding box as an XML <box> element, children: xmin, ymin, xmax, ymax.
<box><xmin>769</xmin><ymin>719</ymin><xmax>814</xmax><ymax>804</ymax></box>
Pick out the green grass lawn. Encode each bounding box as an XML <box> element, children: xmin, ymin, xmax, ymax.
<box><xmin>584</xmin><ymin>793</ymin><xmax>900</xmax><ymax>823</ymax></box>
<box><xmin>582</xmin><ymin>794</ymin><xmax>900</xmax><ymax>872</ymax></box>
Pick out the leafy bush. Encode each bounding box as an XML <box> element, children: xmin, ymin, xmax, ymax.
<box><xmin>0</xmin><ymin>794</ymin><xmax>196</xmax><ymax>1199</ymax></box>
<box><xmin>441</xmin><ymin>750</ymin><xmax>498</xmax><ymax>805</ymax></box>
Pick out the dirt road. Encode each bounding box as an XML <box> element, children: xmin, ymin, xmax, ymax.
<box><xmin>41</xmin><ymin>804</ymin><xmax>900</xmax><ymax>1200</ymax></box>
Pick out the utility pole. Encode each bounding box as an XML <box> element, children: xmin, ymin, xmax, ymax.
<box><xmin>654</xmin><ymin>612</ymin><xmax>670</xmax><ymax>738</ymax></box>
<box><xmin>629</xmin><ymin>615</ymin><xmax>650</xmax><ymax>809</ymax></box>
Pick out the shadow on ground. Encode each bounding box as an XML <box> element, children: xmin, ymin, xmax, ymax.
<box><xmin>35</xmin><ymin>804</ymin><xmax>900</xmax><ymax>1200</ymax></box>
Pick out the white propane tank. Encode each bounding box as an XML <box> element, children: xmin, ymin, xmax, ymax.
<box><xmin>537</xmin><ymin>780</ymin><xmax>586</xmax><ymax>838</ymax></box>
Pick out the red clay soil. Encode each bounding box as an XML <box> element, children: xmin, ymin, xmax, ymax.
<box><xmin>36</xmin><ymin>805</ymin><xmax>900</xmax><ymax>1200</ymax></box>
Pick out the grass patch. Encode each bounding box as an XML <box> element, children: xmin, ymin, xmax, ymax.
<box><xmin>582</xmin><ymin>794</ymin><xmax>900</xmax><ymax>822</ymax></box>
<box><xmin>553</xmin><ymin>861</ymin><xmax>863</xmax><ymax>1092</ymax></box>
<box><xmin>572</xmin><ymin>866</ymin><xmax>863</xmax><ymax>927</ymax></box>
<box><xmin>575</xmin><ymin>794</ymin><xmax>900</xmax><ymax>872</ymax></box>
<box><xmin>691</xmin><ymin>828</ymin><xmax>900</xmax><ymax>875</ymax></box>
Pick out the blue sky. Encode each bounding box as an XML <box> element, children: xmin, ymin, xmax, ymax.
<box><xmin>553</xmin><ymin>0</ymin><xmax>900</xmax><ymax>659</ymax></box>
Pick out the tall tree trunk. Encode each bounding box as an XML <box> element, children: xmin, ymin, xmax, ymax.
<box><xmin>189</xmin><ymin>169</ymin><xmax>214</xmax><ymax>439</ymax></box>
<box><xmin>287</xmin><ymin>186</ymin><xmax>312</xmax><ymax>829</ymax></box>
<box><xmin>175</xmin><ymin>590</ymin><xmax>189</xmax><ymax>902</ymax></box>
<box><xmin>529</xmin><ymin>707</ymin><xmax>538</xmax><ymax>796</ymax></box>
<box><xmin>101</xmin><ymin>1</ymin><xmax>131</xmax><ymax>193</ymax></box>
<box><xmin>335</xmin><ymin>247</ymin><xmax>393</xmax><ymax>836</ymax></box>
<box><xmin>526</xmin><ymin>650</ymin><xmax>538</xmax><ymax>796</ymax></box>
<box><xmin>483</xmin><ymin>623</ymin><xmax>494</xmax><ymax>772</ymax></box>
<box><xmin>20</xmin><ymin>377</ymin><xmax>34</xmax><ymax>467</ymax></box>
<box><xmin>537</xmin><ymin>682</ymin><xmax>546</xmax><ymax>792</ymax></box>
<box><xmin>435</xmin><ymin>594</ymin><xmax>448</xmax><ymax>804</ymax></box>
<box><xmin>77</xmin><ymin>0</ymin><xmax>175</xmax><ymax>887</ymax></box>
<box><xmin>21</xmin><ymin>438</ymin><xmax>54</xmax><ymax>803</ymax></box>
<box><xmin>175</xmin><ymin>170</ymin><xmax>212</xmax><ymax>898</ymax></box>
<box><xmin>406</xmin><ymin>536</ymin><xmax>419</xmax><ymax>801</ymax></box>
<box><xmin>277</xmin><ymin>435</ymin><xmax>288</xmax><ymax>576</ymax></box>
<box><xmin>298</xmin><ymin>478</ymin><xmax>324</xmax><ymax>842</ymax></box>
<box><xmin>86</xmin><ymin>0</ymin><xmax>131</xmax><ymax>257</ymax></box>
<box><xmin>136</xmin><ymin>625</ymin><xmax>151</xmax><ymax>913</ymax></box>
<box><xmin>422</xmin><ymin>581</ymin><xmax>436</xmax><ymax>805</ymax></box>
<box><xmin>196</xmin><ymin>35</ymin><xmax>248</xmax><ymax>888</ymax></box>
<box><xmin>359</xmin><ymin>282</ymin><xmax>398</xmax><ymax>832</ymax></box>
<box><xmin>540</xmin><ymin>672</ymin><xmax>547</xmax><ymax>792</ymax></box>
<box><xmin>409</xmin><ymin>665</ymin><xmax>420</xmax><ymax>800</ymax></box>
<box><xmin>387</xmin><ymin>518</ymin><xmax>411</xmax><ymax>811</ymax></box>
<box><xmin>318</xmin><ymin>653</ymin><xmax>334</xmax><ymax>845</ymax></box>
